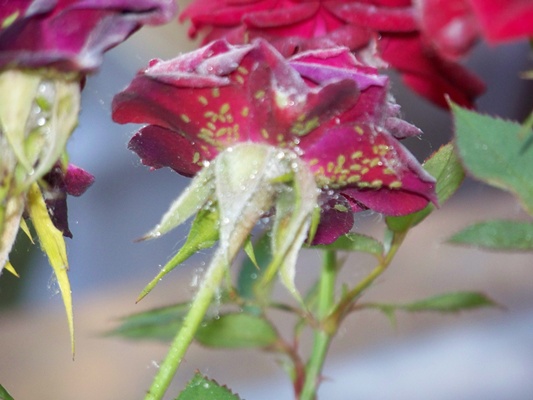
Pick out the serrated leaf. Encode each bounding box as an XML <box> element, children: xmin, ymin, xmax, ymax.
<box><xmin>0</xmin><ymin>384</ymin><xmax>14</xmax><ymax>400</ymax></box>
<box><xmin>137</xmin><ymin>208</ymin><xmax>220</xmax><ymax>302</ymax></box>
<box><xmin>176</xmin><ymin>373</ymin><xmax>241</xmax><ymax>400</ymax></box>
<box><xmin>387</xmin><ymin>143</ymin><xmax>465</xmax><ymax>232</ymax></box>
<box><xmin>448</xmin><ymin>220</ymin><xmax>533</xmax><ymax>251</ymax></box>
<box><xmin>366</xmin><ymin>292</ymin><xmax>497</xmax><ymax>316</ymax></box>
<box><xmin>311</xmin><ymin>233</ymin><xmax>384</xmax><ymax>258</ymax></box>
<box><xmin>108</xmin><ymin>303</ymin><xmax>191</xmax><ymax>341</ymax></box>
<box><xmin>27</xmin><ymin>183</ymin><xmax>74</xmax><ymax>355</ymax></box>
<box><xmin>452</xmin><ymin>102</ymin><xmax>533</xmax><ymax>216</ymax></box>
<box><xmin>196</xmin><ymin>313</ymin><xmax>278</xmax><ymax>348</ymax></box>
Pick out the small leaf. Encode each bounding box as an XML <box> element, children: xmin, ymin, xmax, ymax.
<box><xmin>137</xmin><ymin>208</ymin><xmax>220</xmax><ymax>302</ymax></box>
<box><xmin>27</xmin><ymin>183</ymin><xmax>74</xmax><ymax>355</ymax></box>
<box><xmin>196</xmin><ymin>313</ymin><xmax>278</xmax><ymax>349</ymax></box>
<box><xmin>237</xmin><ymin>233</ymin><xmax>271</xmax><ymax>302</ymax></box>
<box><xmin>176</xmin><ymin>373</ymin><xmax>241</xmax><ymax>400</ymax></box>
<box><xmin>387</xmin><ymin>143</ymin><xmax>465</xmax><ymax>232</ymax></box>
<box><xmin>311</xmin><ymin>233</ymin><xmax>384</xmax><ymax>258</ymax></box>
<box><xmin>0</xmin><ymin>384</ymin><xmax>14</xmax><ymax>400</ymax></box>
<box><xmin>108</xmin><ymin>303</ymin><xmax>191</xmax><ymax>341</ymax></box>
<box><xmin>448</xmin><ymin>220</ymin><xmax>533</xmax><ymax>251</ymax></box>
<box><xmin>402</xmin><ymin>292</ymin><xmax>497</xmax><ymax>312</ymax></box>
<box><xmin>452</xmin><ymin>102</ymin><xmax>533</xmax><ymax>216</ymax></box>
<box><xmin>365</xmin><ymin>292</ymin><xmax>497</xmax><ymax>315</ymax></box>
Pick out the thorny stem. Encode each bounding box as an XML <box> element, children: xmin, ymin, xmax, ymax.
<box><xmin>144</xmin><ymin>250</ymin><xmax>228</xmax><ymax>400</ymax></box>
<box><xmin>299</xmin><ymin>231</ymin><xmax>407</xmax><ymax>400</ymax></box>
<box><xmin>299</xmin><ymin>250</ymin><xmax>338</xmax><ymax>400</ymax></box>
<box><xmin>328</xmin><ymin>231</ymin><xmax>407</xmax><ymax>330</ymax></box>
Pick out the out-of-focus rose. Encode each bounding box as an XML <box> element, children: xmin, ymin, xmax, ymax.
<box><xmin>180</xmin><ymin>0</ymin><xmax>485</xmax><ymax>108</ymax></box>
<box><xmin>113</xmin><ymin>39</ymin><xmax>436</xmax><ymax>244</ymax></box>
<box><xmin>0</xmin><ymin>0</ymin><xmax>177</xmax><ymax>73</ymax></box>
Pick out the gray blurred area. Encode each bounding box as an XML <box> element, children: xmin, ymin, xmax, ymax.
<box><xmin>1</xmin><ymin>15</ymin><xmax>533</xmax><ymax>400</ymax></box>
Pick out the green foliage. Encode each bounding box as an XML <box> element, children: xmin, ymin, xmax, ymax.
<box><xmin>175</xmin><ymin>373</ymin><xmax>241</xmax><ymax>400</ymax></box>
<box><xmin>448</xmin><ymin>220</ymin><xmax>533</xmax><ymax>251</ymax></box>
<box><xmin>451</xmin><ymin>102</ymin><xmax>533</xmax><ymax>215</ymax></box>
<box><xmin>365</xmin><ymin>292</ymin><xmax>497</xmax><ymax>321</ymax></box>
<box><xmin>109</xmin><ymin>304</ymin><xmax>278</xmax><ymax>349</ymax></box>
<box><xmin>0</xmin><ymin>385</ymin><xmax>14</xmax><ymax>400</ymax></box>
<box><xmin>108</xmin><ymin>303</ymin><xmax>191</xmax><ymax>341</ymax></box>
<box><xmin>387</xmin><ymin>143</ymin><xmax>465</xmax><ymax>232</ymax></box>
<box><xmin>196</xmin><ymin>313</ymin><xmax>278</xmax><ymax>348</ymax></box>
<box><xmin>137</xmin><ymin>208</ymin><xmax>219</xmax><ymax>302</ymax></box>
<box><xmin>238</xmin><ymin>233</ymin><xmax>272</xmax><ymax>309</ymax></box>
<box><xmin>311</xmin><ymin>233</ymin><xmax>384</xmax><ymax>259</ymax></box>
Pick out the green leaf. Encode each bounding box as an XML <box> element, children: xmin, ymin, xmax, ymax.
<box><xmin>448</xmin><ymin>220</ymin><xmax>533</xmax><ymax>251</ymax></box>
<box><xmin>401</xmin><ymin>292</ymin><xmax>497</xmax><ymax>312</ymax></box>
<box><xmin>451</xmin><ymin>102</ymin><xmax>533</xmax><ymax>216</ymax></box>
<box><xmin>387</xmin><ymin>143</ymin><xmax>465</xmax><ymax>232</ymax></box>
<box><xmin>108</xmin><ymin>303</ymin><xmax>191</xmax><ymax>341</ymax></box>
<box><xmin>137</xmin><ymin>208</ymin><xmax>220</xmax><ymax>302</ymax></box>
<box><xmin>176</xmin><ymin>373</ymin><xmax>241</xmax><ymax>400</ymax></box>
<box><xmin>311</xmin><ymin>233</ymin><xmax>384</xmax><ymax>258</ymax></box>
<box><xmin>196</xmin><ymin>313</ymin><xmax>278</xmax><ymax>349</ymax></box>
<box><xmin>366</xmin><ymin>292</ymin><xmax>497</xmax><ymax>317</ymax></box>
<box><xmin>0</xmin><ymin>384</ymin><xmax>14</xmax><ymax>400</ymax></box>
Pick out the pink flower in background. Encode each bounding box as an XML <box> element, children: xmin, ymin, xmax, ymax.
<box><xmin>0</xmin><ymin>0</ymin><xmax>177</xmax><ymax>73</ymax></box>
<box><xmin>179</xmin><ymin>0</ymin><xmax>485</xmax><ymax>108</ymax></box>
<box><xmin>112</xmin><ymin>39</ymin><xmax>435</xmax><ymax>243</ymax></box>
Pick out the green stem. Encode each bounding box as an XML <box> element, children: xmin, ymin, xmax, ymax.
<box><xmin>299</xmin><ymin>250</ymin><xmax>338</xmax><ymax>400</ymax></box>
<box><xmin>144</xmin><ymin>250</ymin><xmax>228</xmax><ymax>400</ymax></box>
<box><xmin>329</xmin><ymin>231</ymin><xmax>406</xmax><ymax>326</ymax></box>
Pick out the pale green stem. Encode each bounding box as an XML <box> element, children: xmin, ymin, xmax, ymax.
<box><xmin>299</xmin><ymin>250</ymin><xmax>337</xmax><ymax>400</ymax></box>
<box><xmin>144</xmin><ymin>250</ymin><xmax>228</xmax><ymax>400</ymax></box>
<box><xmin>329</xmin><ymin>231</ymin><xmax>407</xmax><ymax>331</ymax></box>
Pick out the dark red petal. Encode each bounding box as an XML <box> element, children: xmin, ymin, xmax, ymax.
<box><xmin>0</xmin><ymin>0</ymin><xmax>176</xmax><ymax>73</ymax></box>
<box><xmin>302</xmin><ymin>124</ymin><xmax>436</xmax><ymax>204</ymax></box>
<box><xmin>378</xmin><ymin>34</ymin><xmax>485</xmax><ymax>108</ymax></box>
<box><xmin>64</xmin><ymin>164</ymin><xmax>95</xmax><ymax>197</ymax></box>
<box><xmin>128</xmin><ymin>126</ymin><xmax>207</xmax><ymax>177</ymax></box>
<box><xmin>417</xmin><ymin>0</ymin><xmax>479</xmax><ymax>60</ymax></box>
<box><xmin>341</xmin><ymin>187</ymin><xmax>431</xmax><ymax>216</ymax></box>
<box><xmin>311</xmin><ymin>195</ymin><xmax>355</xmax><ymax>245</ymax></box>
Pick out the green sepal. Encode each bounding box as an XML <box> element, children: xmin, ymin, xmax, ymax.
<box><xmin>137</xmin><ymin>208</ymin><xmax>220</xmax><ymax>302</ymax></box>
<box><xmin>175</xmin><ymin>373</ymin><xmax>241</xmax><ymax>400</ymax></box>
<box><xmin>448</xmin><ymin>219</ymin><xmax>533</xmax><ymax>251</ymax></box>
<box><xmin>141</xmin><ymin>164</ymin><xmax>216</xmax><ymax>240</ymax></box>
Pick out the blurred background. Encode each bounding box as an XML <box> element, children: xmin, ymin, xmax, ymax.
<box><xmin>1</xmin><ymin>5</ymin><xmax>533</xmax><ymax>400</ymax></box>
